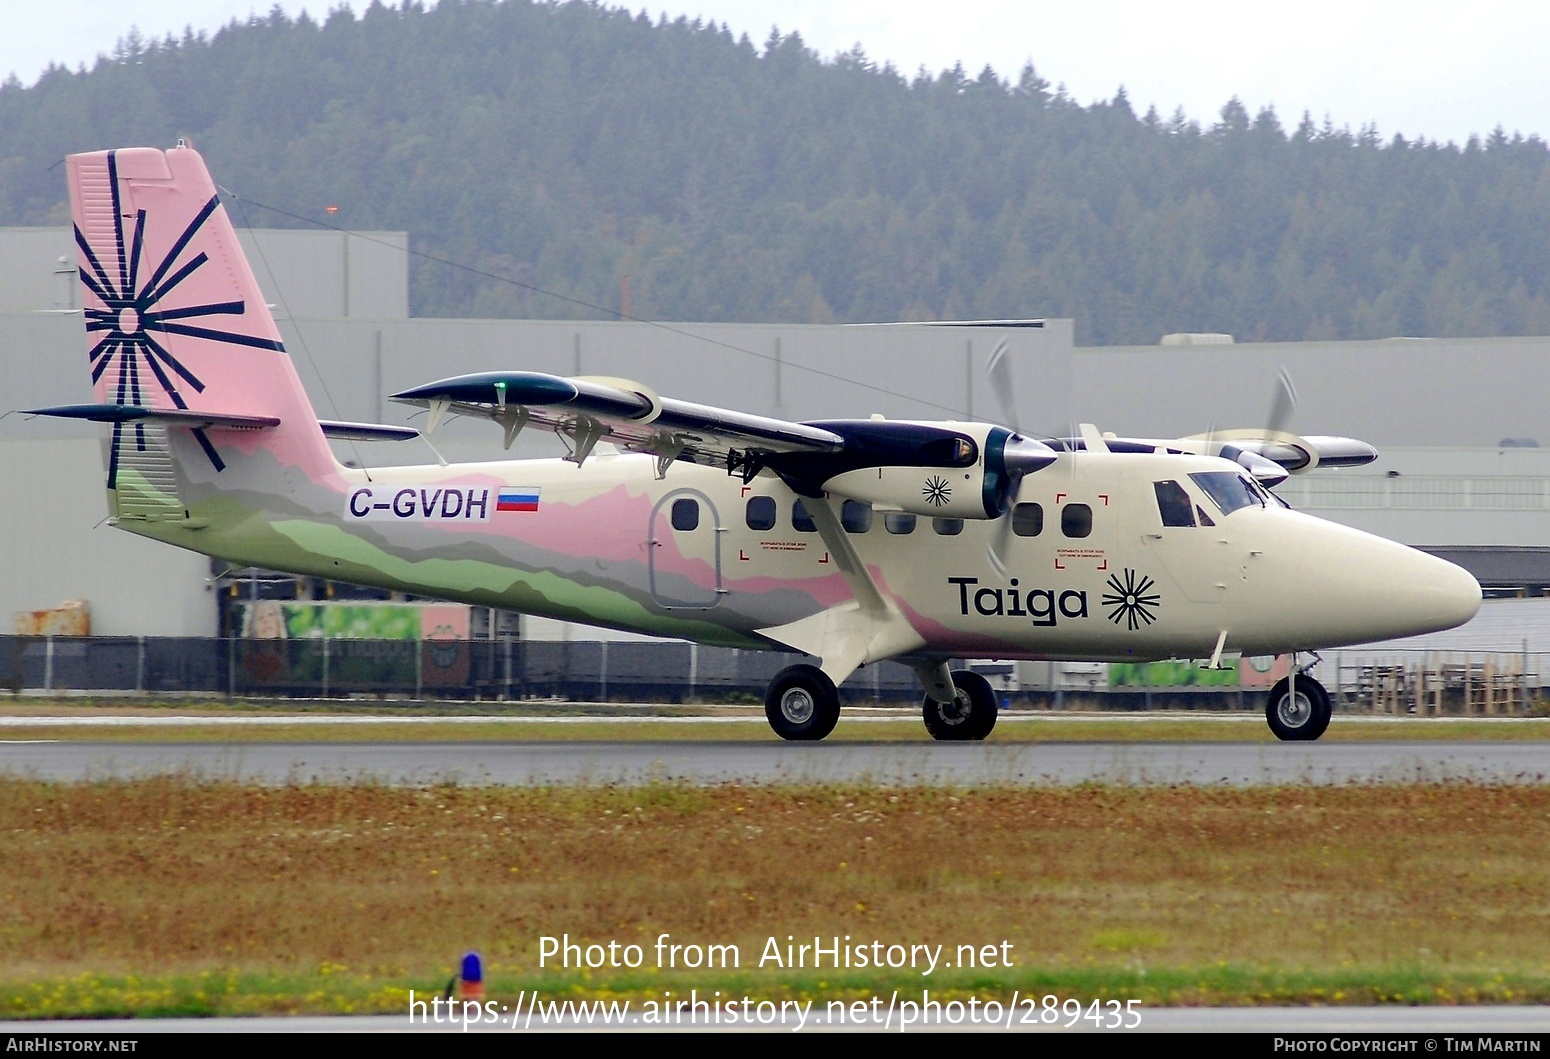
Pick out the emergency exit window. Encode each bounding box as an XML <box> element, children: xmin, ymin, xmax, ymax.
<box><xmin>1061</xmin><ymin>503</ymin><xmax>1093</xmax><ymax>538</ymax></box>
<box><xmin>745</xmin><ymin>495</ymin><xmax>776</xmax><ymax>531</ymax></box>
<box><xmin>792</xmin><ymin>500</ymin><xmax>816</xmax><ymax>533</ymax></box>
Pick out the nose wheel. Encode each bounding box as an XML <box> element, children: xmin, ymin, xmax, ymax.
<box><xmin>923</xmin><ymin>670</ymin><xmax>999</xmax><ymax>741</ymax></box>
<box><xmin>1265</xmin><ymin>673</ymin><xmax>1331</xmax><ymax>741</ymax></box>
<box><xmin>765</xmin><ymin>663</ymin><xmax>842</xmax><ymax>741</ymax></box>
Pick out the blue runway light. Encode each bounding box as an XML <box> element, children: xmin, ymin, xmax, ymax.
<box><xmin>459</xmin><ymin>951</ymin><xmax>485</xmax><ymax>1000</ymax></box>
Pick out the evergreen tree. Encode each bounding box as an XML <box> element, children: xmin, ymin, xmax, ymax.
<box><xmin>0</xmin><ymin>0</ymin><xmax>1545</xmax><ymax>345</ymax></box>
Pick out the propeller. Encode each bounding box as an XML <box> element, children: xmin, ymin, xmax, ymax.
<box><xmin>1266</xmin><ymin>365</ymin><xmax>1298</xmax><ymax>438</ymax></box>
<box><xmin>1202</xmin><ymin>366</ymin><xmax>1300</xmax><ymax>488</ymax></box>
<box><xmin>986</xmin><ymin>339</ymin><xmax>1020</xmax><ymax>433</ymax></box>
<box><xmin>984</xmin><ymin>339</ymin><xmax>1054</xmax><ymax>576</ymax></box>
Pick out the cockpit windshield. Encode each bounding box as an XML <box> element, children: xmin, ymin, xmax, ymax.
<box><xmin>1189</xmin><ymin>471</ymin><xmax>1263</xmax><ymax>516</ymax></box>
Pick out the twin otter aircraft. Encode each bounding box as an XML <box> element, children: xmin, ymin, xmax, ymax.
<box><xmin>30</xmin><ymin>145</ymin><xmax>1482</xmax><ymax>741</ymax></box>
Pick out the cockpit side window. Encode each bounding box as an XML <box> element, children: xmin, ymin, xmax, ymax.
<box><xmin>1153</xmin><ymin>480</ymin><xmax>1196</xmax><ymax>527</ymax></box>
<box><xmin>1189</xmin><ymin>471</ymin><xmax>1263</xmax><ymax>516</ymax></box>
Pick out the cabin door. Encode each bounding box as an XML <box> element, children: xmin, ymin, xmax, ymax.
<box><xmin>647</xmin><ymin>489</ymin><xmax>725</xmax><ymax>609</ymax></box>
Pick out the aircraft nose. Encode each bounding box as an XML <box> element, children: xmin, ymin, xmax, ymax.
<box><xmin>1385</xmin><ymin>547</ymin><xmax>1482</xmax><ymax>638</ymax></box>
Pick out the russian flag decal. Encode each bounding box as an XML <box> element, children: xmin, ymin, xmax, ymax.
<box><xmin>497</xmin><ymin>487</ymin><xmax>540</xmax><ymax>512</ymax></box>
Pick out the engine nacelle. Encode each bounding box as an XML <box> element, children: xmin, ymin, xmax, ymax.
<box><xmin>815</xmin><ymin>422</ymin><xmax>1056</xmax><ymax>519</ymax></box>
<box><xmin>825</xmin><ymin>463</ymin><xmax>995</xmax><ymax>519</ymax></box>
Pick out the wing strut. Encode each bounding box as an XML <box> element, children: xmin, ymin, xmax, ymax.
<box><xmin>755</xmin><ymin>494</ymin><xmax>924</xmax><ymax>686</ymax></box>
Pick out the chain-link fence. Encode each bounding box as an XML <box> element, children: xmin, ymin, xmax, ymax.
<box><xmin>2</xmin><ymin>636</ymin><xmax>1545</xmax><ymax>714</ymax></box>
<box><xmin>0</xmin><ymin>635</ymin><xmax>922</xmax><ymax>704</ymax></box>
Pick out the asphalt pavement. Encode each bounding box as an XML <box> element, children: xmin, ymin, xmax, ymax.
<box><xmin>3</xmin><ymin>739</ymin><xmax>1548</xmax><ymax>786</ymax></box>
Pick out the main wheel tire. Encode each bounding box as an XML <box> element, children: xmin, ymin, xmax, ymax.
<box><xmin>1265</xmin><ymin>674</ymin><xmax>1332</xmax><ymax>741</ymax></box>
<box><xmin>922</xmin><ymin>670</ymin><xmax>999</xmax><ymax>741</ymax></box>
<box><xmin>765</xmin><ymin>664</ymin><xmax>841</xmax><ymax>741</ymax></box>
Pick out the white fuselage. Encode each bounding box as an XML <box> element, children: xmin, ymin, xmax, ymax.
<box><xmin>204</xmin><ymin>444</ymin><xmax>1483</xmax><ymax>664</ymax></box>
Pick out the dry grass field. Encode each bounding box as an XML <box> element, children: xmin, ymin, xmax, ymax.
<box><xmin>2</xmin><ymin>778</ymin><xmax>1549</xmax><ymax>1017</ymax></box>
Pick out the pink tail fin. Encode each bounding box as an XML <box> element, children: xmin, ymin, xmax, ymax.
<box><xmin>67</xmin><ymin>145</ymin><xmax>336</xmax><ymax>484</ymax></box>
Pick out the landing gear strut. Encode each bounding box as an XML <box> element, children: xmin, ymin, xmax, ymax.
<box><xmin>765</xmin><ymin>663</ymin><xmax>841</xmax><ymax>741</ymax></box>
<box><xmin>1265</xmin><ymin>671</ymin><xmax>1332</xmax><ymax>741</ymax></box>
<box><xmin>922</xmin><ymin>670</ymin><xmax>999</xmax><ymax>741</ymax></box>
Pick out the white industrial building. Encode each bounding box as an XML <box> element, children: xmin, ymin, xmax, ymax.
<box><xmin>3</xmin><ymin>225</ymin><xmax>1549</xmax><ymax>644</ymax></box>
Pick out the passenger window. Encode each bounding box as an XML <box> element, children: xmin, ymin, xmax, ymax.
<box><xmin>792</xmin><ymin>499</ymin><xmax>816</xmax><ymax>533</ymax></box>
<box><xmin>1012</xmin><ymin>502</ymin><xmax>1043</xmax><ymax>537</ymax></box>
<box><xmin>1061</xmin><ymin>503</ymin><xmax>1092</xmax><ymax>538</ymax></box>
<box><xmin>932</xmin><ymin>517</ymin><xmax>964</xmax><ymax>536</ymax></box>
<box><xmin>671</xmin><ymin>498</ymin><xmax>699</xmax><ymax>532</ymax></box>
<box><xmin>884</xmin><ymin>513</ymin><xmax>917</xmax><ymax>535</ymax></box>
<box><xmin>1153</xmin><ymin>480</ymin><xmax>1196</xmax><ymax>527</ymax></box>
<box><xmin>841</xmin><ymin>499</ymin><xmax>873</xmax><ymax>534</ymax></box>
<box><xmin>745</xmin><ymin>495</ymin><xmax>776</xmax><ymax>531</ymax></box>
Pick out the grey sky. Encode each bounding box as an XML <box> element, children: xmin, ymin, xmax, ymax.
<box><xmin>3</xmin><ymin>1</ymin><xmax>1546</xmax><ymax>146</ymax></box>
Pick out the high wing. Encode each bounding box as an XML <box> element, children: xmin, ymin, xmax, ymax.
<box><xmin>390</xmin><ymin>371</ymin><xmax>845</xmax><ymax>478</ymax></box>
<box><xmin>1056</xmin><ymin>430</ymin><xmax>1378</xmax><ymax>487</ymax></box>
<box><xmin>390</xmin><ymin>370</ymin><xmax>1061</xmax><ymax>518</ymax></box>
<box><xmin>389</xmin><ymin>370</ymin><xmax>1375</xmax><ymax>495</ymax></box>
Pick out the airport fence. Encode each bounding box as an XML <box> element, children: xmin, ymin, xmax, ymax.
<box><xmin>0</xmin><ymin>635</ymin><xmax>922</xmax><ymax>704</ymax></box>
<box><xmin>1</xmin><ymin>636</ymin><xmax>1545</xmax><ymax>714</ymax></box>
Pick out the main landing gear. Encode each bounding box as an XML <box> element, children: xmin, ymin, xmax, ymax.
<box><xmin>922</xmin><ymin>670</ymin><xmax>999</xmax><ymax>741</ymax></box>
<box><xmin>762</xmin><ymin>664</ymin><xmax>998</xmax><ymax>742</ymax></box>
<box><xmin>1265</xmin><ymin>668</ymin><xmax>1332</xmax><ymax>741</ymax></box>
<box><xmin>765</xmin><ymin>664</ymin><xmax>841</xmax><ymax>741</ymax></box>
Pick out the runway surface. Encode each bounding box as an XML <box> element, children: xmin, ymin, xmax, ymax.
<box><xmin>4</xmin><ymin>1006</ymin><xmax>1550</xmax><ymax>1032</ymax></box>
<box><xmin>3</xmin><ymin>740</ymin><xmax>1549</xmax><ymax>785</ymax></box>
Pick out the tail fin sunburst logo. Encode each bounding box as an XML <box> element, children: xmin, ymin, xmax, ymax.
<box><xmin>78</xmin><ymin>150</ymin><xmax>283</xmax><ymax>486</ymax></box>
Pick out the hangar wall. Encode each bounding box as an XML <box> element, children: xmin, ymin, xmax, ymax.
<box><xmin>3</xmin><ymin>225</ymin><xmax>1549</xmax><ymax>637</ymax></box>
<box><xmin>1074</xmin><ymin>336</ymin><xmax>1550</xmax><ymax>451</ymax></box>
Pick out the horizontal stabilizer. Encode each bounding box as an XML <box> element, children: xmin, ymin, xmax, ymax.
<box><xmin>319</xmin><ymin>420</ymin><xmax>419</xmax><ymax>442</ymax></box>
<box><xmin>23</xmin><ymin>403</ymin><xmax>279</xmax><ymax>431</ymax></box>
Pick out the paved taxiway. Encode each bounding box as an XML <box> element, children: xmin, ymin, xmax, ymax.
<box><xmin>4</xmin><ymin>1006</ymin><xmax>1550</xmax><ymax>1031</ymax></box>
<box><xmin>3</xmin><ymin>739</ymin><xmax>1548</xmax><ymax>785</ymax></box>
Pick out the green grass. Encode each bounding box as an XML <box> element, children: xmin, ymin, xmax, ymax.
<box><xmin>5</xmin><ymin>965</ymin><xmax>1548</xmax><ymax>1020</ymax></box>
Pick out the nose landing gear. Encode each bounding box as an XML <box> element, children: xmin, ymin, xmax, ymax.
<box><xmin>1265</xmin><ymin>666</ymin><xmax>1332</xmax><ymax>741</ymax></box>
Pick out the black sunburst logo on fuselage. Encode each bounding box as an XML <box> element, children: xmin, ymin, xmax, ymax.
<box><xmin>1101</xmin><ymin>568</ymin><xmax>1160</xmax><ymax>631</ymax></box>
<box><xmin>78</xmin><ymin>150</ymin><xmax>284</xmax><ymax>488</ymax></box>
<box><xmin>923</xmin><ymin>475</ymin><xmax>952</xmax><ymax>506</ymax></box>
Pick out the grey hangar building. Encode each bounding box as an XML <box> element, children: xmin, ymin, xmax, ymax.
<box><xmin>2</xmin><ymin>224</ymin><xmax>1547</xmax><ymax>671</ymax></box>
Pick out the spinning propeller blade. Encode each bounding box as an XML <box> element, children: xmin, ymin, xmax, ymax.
<box><xmin>986</xmin><ymin>338</ymin><xmax>1019</xmax><ymax>434</ymax></box>
<box><xmin>985</xmin><ymin>341</ymin><xmax>1038</xmax><ymax>575</ymax></box>
<box><xmin>1266</xmin><ymin>365</ymin><xmax>1298</xmax><ymax>439</ymax></box>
